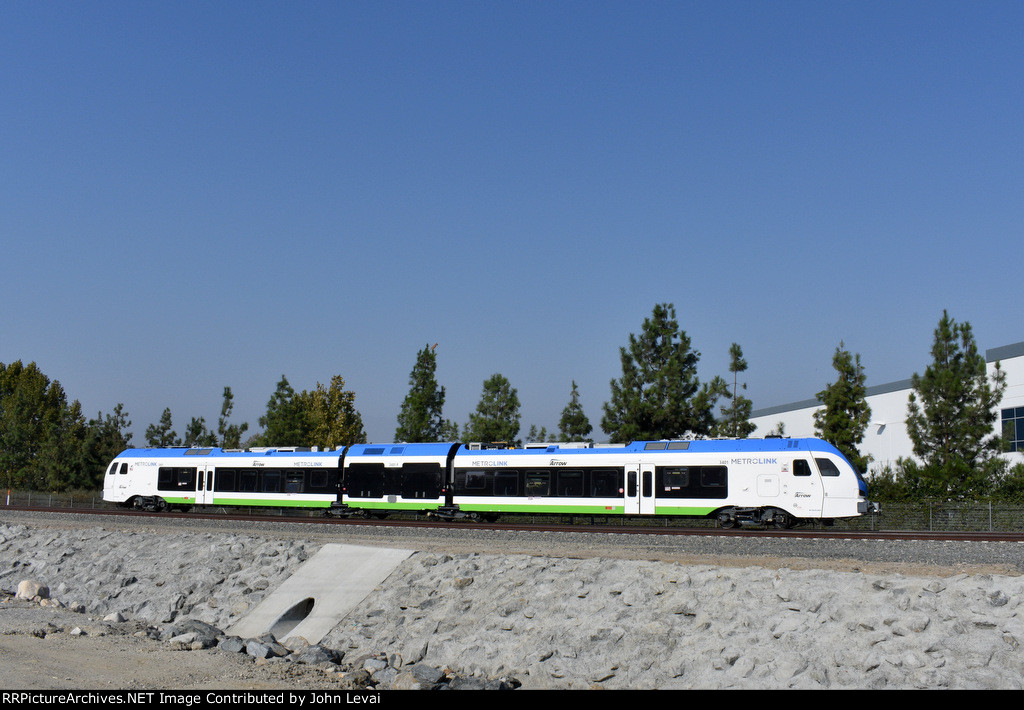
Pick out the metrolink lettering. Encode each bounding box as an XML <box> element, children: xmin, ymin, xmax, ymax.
<box><xmin>730</xmin><ymin>457</ymin><xmax>778</xmax><ymax>465</ymax></box>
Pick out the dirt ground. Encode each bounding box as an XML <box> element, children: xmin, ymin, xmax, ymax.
<box><xmin>0</xmin><ymin>600</ymin><xmax>347</xmax><ymax>691</ymax></box>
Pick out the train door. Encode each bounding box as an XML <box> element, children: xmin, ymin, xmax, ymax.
<box><xmin>194</xmin><ymin>465</ymin><xmax>214</xmax><ymax>505</ymax></box>
<box><xmin>624</xmin><ymin>464</ymin><xmax>657</xmax><ymax>515</ymax></box>
<box><xmin>115</xmin><ymin>462</ymin><xmax>130</xmax><ymax>500</ymax></box>
<box><xmin>625</xmin><ymin>464</ymin><xmax>640</xmax><ymax>514</ymax></box>
<box><xmin>781</xmin><ymin>457</ymin><xmax>823</xmax><ymax>517</ymax></box>
<box><xmin>815</xmin><ymin>456</ymin><xmax>859</xmax><ymax>517</ymax></box>
<box><xmin>104</xmin><ymin>460</ymin><xmax>128</xmax><ymax>501</ymax></box>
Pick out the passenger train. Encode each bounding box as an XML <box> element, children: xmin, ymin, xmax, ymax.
<box><xmin>102</xmin><ymin>437</ymin><xmax>876</xmax><ymax>528</ymax></box>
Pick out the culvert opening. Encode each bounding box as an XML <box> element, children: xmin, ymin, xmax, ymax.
<box><xmin>270</xmin><ymin>597</ymin><xmax>316</xmax><ymax>638</ymax></box>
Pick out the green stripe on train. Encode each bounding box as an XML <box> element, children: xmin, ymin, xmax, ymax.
<box><xmin>165</xmin><ymin>497</ymin><xmax>333</xmax><ymax>508</ymax></box>
<box><xmin>347</xmin><ymin>502</ymin><xmax>717</xmax><ymax>516</ymax></box>
<box><xmin>341</xmin><ymin>501</ymin><xmax>443</xmax><ymax>511</ymax></box>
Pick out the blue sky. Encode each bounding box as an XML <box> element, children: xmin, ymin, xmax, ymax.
<box><xmin>2</xmin><ymin>1</ymin><xmax>1021</xmax><ymax>444</ymax></box>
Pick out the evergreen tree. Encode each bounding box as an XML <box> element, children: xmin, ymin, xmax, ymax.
<box><xmin>183</xmin><ymin>416</ymin><xmax>217</xmax><ymax>447</ymax></box>
<box><xmin>715</xmin><ymin>343</ymin><xmax>756</xmax><ymax>438</ymax></box>
<box><xmin>83</xmin><ymin>404</ymin><xmax>133</xmax><ymax>487</ymax></box>
<box><xmin>558</xmin><ymin>380</ymin><xmax>593</xmax><ymax>441</ymax></box>
<box><xmin>464</xmin><ymin>373</ymin><xmax>521</xmax><ymax>444</ymax></box>
<box><xmin>395</xmin><ymin>344</ymin><xmax>457</xmax><ymax>442</ymax></box>
<box><xmin>217</xmin><ymin>387</ymin><xmax>249</xmax><ymax>448</ymax></box>
<box><xmin>905</xmin><ymin>311</ymin><xmax>1006</xmax><ymax>499</ymax></box>
<box><xmin>601</xmin><ymin>303</ymin><xmax>724</xmax><ymax>442</ymax></box>
<box><xmin>526</xmin><ymin>424</ymin><xmax>551</xmax><ymax>443</ymax></box>
<box><xmin>36</xmin><ymin>399</ymin><xmax>88</xmax><ymax>491</ymax></box>
<box><xmin>302</xmin><ymin>375</ymin><xmax>367</xmax><ymax>449</ymax></box>
<box><xmin>813</xmin><ymin>341</ymin><xmax>872</xmax><ymax>471</ymax></box>
<box><xmin>0</xmin><ymin>361</ymin><xmax>69</xmax><ymax>489</ymax></box>
<box><xmin>255</xmin><ymin>376</ymin><xmax>305</xmax><ymax>446</ymax></box>
<box><xmin>145</xmin><ymin>408</ymin><xmax>181</xmax><ymax>447</ymax></box>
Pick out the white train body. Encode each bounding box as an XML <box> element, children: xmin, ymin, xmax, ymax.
<box><xmin>102</xmin><ymin>447</ymin><xmax>341</xmax><ymax>512</ymax></box>
<box><xmin>103</xmin><ymin>437</ymin><xmax>872</xmax><ymax>527</ymax></box>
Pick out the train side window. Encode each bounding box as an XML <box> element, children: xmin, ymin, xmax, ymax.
<box><xmin>660</xmin><ymin>467</ymin><xmax>690</xmax><ymax>494</ymax></box>
<box><xmin>119</xmin><ymin>463</ymin><xmax>127</xmax><ymax>475</ymax></box>
<box><xmin>590</xmin><ymin>469</ymin><xmax>621</xmax><ymax>497</ymax></box>
<box><xmin>262</xmin><ymin>471</ymin><xmax>281</xmax><ymax>493</ymax></box>
<box><xmin>216</xmin><ymin>469</ymin><xmax>237</xmax><ymax>492</ymax></box>
<box><xmin>556</xmin><ymin>469</ymin><xmax>583</xmax><ymax>496</ymax></box>
<box><xmin>700</xmin><ymin>466</ymin><xmax>727</xmax><ymax>488</ymax></box>
<box><xmin>158</xmin><ymin>467</ymin><xmax>196</xmax><ymax>491</ymax></box>
<box><xmin>285</xmin><ymin>472</ymin><xmax>304</xmax><ymax>493</ymax></box>
<box><xmin>526</xmin><ymin>471</ymin><xmax>550</xmax><ymax>497</ymax></box>
<box><xmin>815</xmin><ymin>458</ymin><xmax>841</xmax><ymax>476</ymax></box>
<box><xmin>494</xmin><ymin>472</ymin><xmax>519</xmax><ymax>496</ymax></box>
<box><xmin>793</xmin><ymin>460</ymin><xmax>812</xmax><ymax>477</ymax></box>
<box><xmin>240</xmin><ymin>470</ymin><xmax>258</xmax><ymax>492</ymax></box>
<box><xmin>463</xmin><ymin>470</ymin><xmax>488</xmax><ymax>491</ymax></box>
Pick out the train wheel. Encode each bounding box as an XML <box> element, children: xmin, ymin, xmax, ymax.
<box><xmin>771</xmin><ymin>510</ymin><xmax>792</xmax><ymax>529</ymax></box>
<box><xmin>716</xmin><ymin>510</ymin><xmax>736</xmax><ymax>529</ymax></box>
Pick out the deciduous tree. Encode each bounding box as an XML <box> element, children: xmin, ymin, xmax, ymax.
<box><xmin>302</xmin><ymin>375</ymin><xmax>367</xmax><ymax>449</ymax></box>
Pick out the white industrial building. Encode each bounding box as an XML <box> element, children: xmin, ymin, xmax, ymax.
<box><xmin>750</xmin><ymin>341</ymin><xmax>1024</xmax><ymax>477</ymax></box>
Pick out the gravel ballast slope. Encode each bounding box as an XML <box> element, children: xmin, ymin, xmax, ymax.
<box><xmin>1</xmin><ymin>512</ymin><xmax>1023</xmax><ymax>689</ymax></box>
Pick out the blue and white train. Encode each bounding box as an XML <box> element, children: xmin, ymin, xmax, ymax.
<box><xmin>103</xmin><ymin>437</ymin><xmax>876</xmax><ymax>528</ymax></box>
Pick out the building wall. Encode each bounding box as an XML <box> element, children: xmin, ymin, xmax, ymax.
<box><xmin>749</xmin><ymin>342</ymin><xmax>1024</xmax><ymax>477</ymax></box>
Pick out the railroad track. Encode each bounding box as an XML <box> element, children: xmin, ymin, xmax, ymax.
<box><xmin>4</xmin><ymin>504</ymin><xmax>1022</xmax><ymax>543</ymax></box>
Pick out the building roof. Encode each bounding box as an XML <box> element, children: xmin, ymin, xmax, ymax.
<box><xmin>751</xmin><ymin>341</ymin><xmax>1023</xmax><ymax>418</ymax></box>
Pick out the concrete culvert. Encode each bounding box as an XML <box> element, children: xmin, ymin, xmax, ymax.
<box><xmin>270</xmin><ymin>597</ymin><xmax>315</xmax><ymax>639</ymax></box>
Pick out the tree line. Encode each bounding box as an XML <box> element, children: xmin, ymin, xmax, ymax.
<box><xmin>2</xmin><ymin>304</ymin><xmax>1020</xmax><ymax>499</ymax></box>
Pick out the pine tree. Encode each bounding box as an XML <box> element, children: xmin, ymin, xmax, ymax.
<box><xmin>395</xmin><ymin>344</ymin><xmax>457</xmax><ymax>442</ymax></box>
<box><xmin>464</xmin><ymin>374</ymin><xmax>521</xmax><ymax>444</ymax></box>
<box><xmin>183</xmin><ymin>416</ymin><xmax>217</xmax><ymax>447</ymax></box>
<box><xmin>813</xmin><ymin>341</ymin><xmax>871</xmax><ymax>471</ymax></box>
<box><xmin>255</xmin><ymin>376</ymin><xmax>305</xmax><ymax>446</ymax></box>
<box><xmin>905</xmin><ymin>311</ymin><xmax>1006</xmax><ymax>499</ymax></box>
<box><xmin>715</xmin><ymin>343</ymin><xmax>756</xmax><ymax>438</ymax></box>
<box><xmin>601</xmin><ymin>303</ymin><xmax>724</xmax><ymax>442</ymax></box>
<box><xmin>0</xmin><ymin>360</ymin><xmax>69</xmax><ymax>489</ymax></box>
<box><xmin>558</xmin><ymin>380</ymin><xmax>593</xmax><ymax>441</ymax></box>
<box><xmin>83</xmin><ymin>404</ymin><xmax>133</xmax><ymax>486</ymax></box>
<box><xmin>217</xmin><ymin>387</ymin><xmax>249</xmax><ymax>448</ymax></box>
<box><xmin>145</xmin><ymin>408</ymin><xmax>181</xmax><ymax>447</ymax></box>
